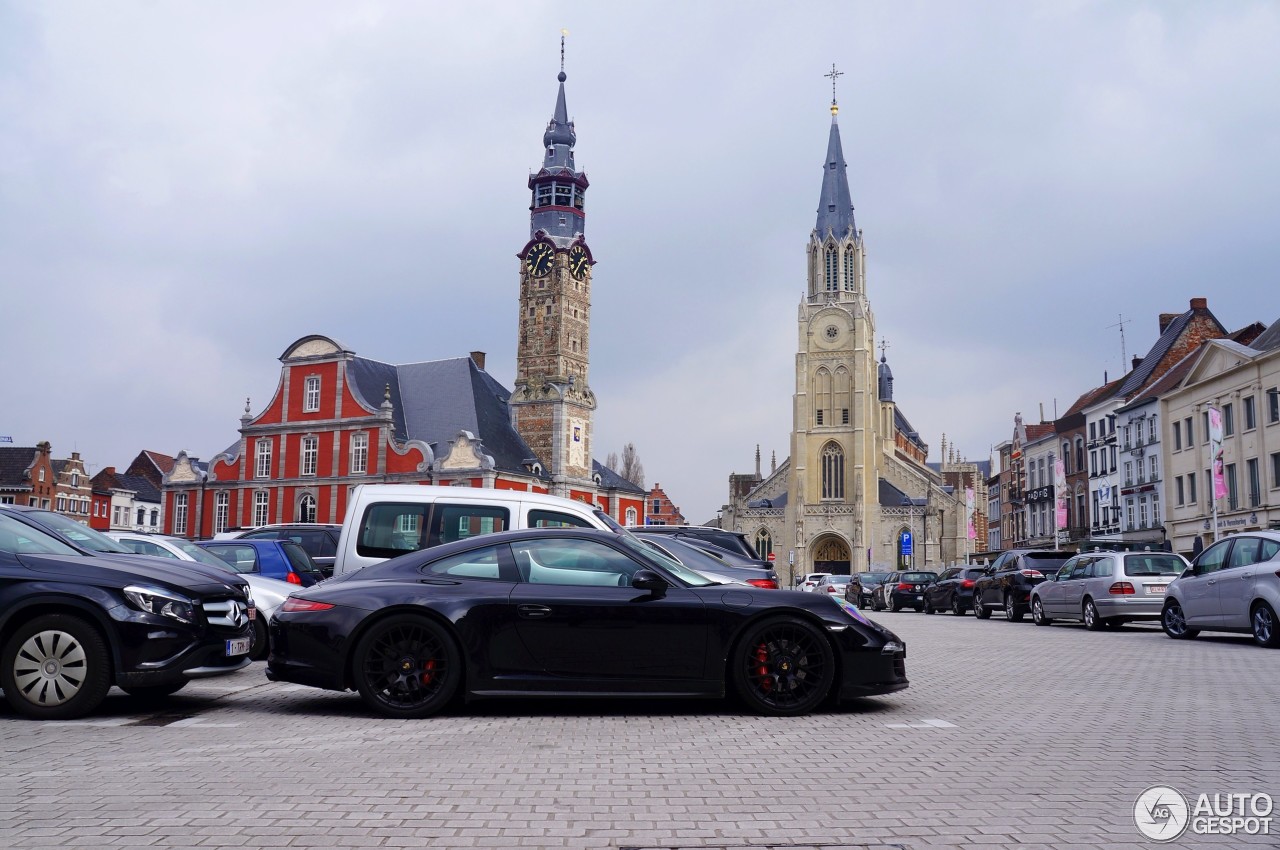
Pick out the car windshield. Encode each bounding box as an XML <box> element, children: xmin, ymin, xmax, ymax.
<box><xmin>902</xmin><ymin>572</ymin><xmax>937</xmax><ymax>582</ymax></box>
<box><xmin>616</xmin><ymin>533</ymin><xmax>716</xmax><ymax>587</ymax></box>
<box><xmin>0</xmin><ymin>514</ymin><xmax>82</xmax><ymax>556</ymax></box>
<box><xmin>1123</xmin><ymin>553</ymin><xmax>1186</xmax><ymax>576</ymax></box>
<box><xmin>862</xmin><ymin>572</ymin><xmax>890</xmax><ymax>582</ymax></box>
<box><xmin>29</xmin><ymin>510</ymin><xmax>131</xmax><ymax>553</ymax></box>
<box><xmin>827</xmin><ymin>575</ymin><xmax>852</xmax><ymax>583</ymax></box>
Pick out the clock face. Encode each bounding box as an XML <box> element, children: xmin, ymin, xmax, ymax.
<box><xmin>568</xmin><ymin>246</ymin><xmax>589</xmax><ymax>280</ymax></box>
<box><xmin>525</xmin><ymin>243</ymin><xmax>553</xmax><ymax>278</ymax></box>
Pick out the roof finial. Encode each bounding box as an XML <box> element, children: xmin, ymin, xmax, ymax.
<box><xmin>244</xmin><ymin>397</ymin><xmax>250</xmax><ymax>415</ymax></box>
<box><xmin>824</xmin><ymin>63</ymin><xmax>843</xmax><ymax>117</ymax></box>
<box><xmin>879</xmin><ymin>337</ymin><xmax>890</xmax><ymax>362</ymax></box>
<box><xmin>559</xmin><ymin>28</ymin><xmax>568</xmax><ymax>82</ymax></box>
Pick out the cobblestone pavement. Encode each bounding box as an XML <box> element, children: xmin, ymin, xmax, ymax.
<box><xmin>2</xmin><ymin>608</ymin><xmax>1278</xmax><ymax>850</ymax></box>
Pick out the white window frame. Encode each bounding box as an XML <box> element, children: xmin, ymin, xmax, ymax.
<box><xmin>255</xmin><ymin>438</ymin><xmax>273</xmax><ymax>479</ymax></box>
<box><xmin>303</xmin><ymin>375</ymin><xmax>321</xmax><ymax>413</ymax></box>
<box><xmin>173</xmin><ymin>493</ymin><xmax>188</xmax><ymax>535</ymax></box>
<box><xmin>253</xmin><ymin>491</ymin><xmax>270</xmax><ymax>527</ymax></box>
<box><xmin>350</xmin><ymin>432</ymin><xmax>369</xmax><ymax>475</ymax></box>
<box><xmin>214</xmin><ymin>491</ymin><xmax>229</xmax><ymax>535</ymax></box>
<box><xmin>301</xmin><ymin>436</ymin><xmax>319</xmax><ymax>477</ymax></box>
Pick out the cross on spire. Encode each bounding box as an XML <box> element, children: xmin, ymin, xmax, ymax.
<box><xmin>560</xmin><ymin>28</ymin><xmax>568</xmax><ymax>74</ymax></box>
<box><xmin>824</xmin><ymin>63</ymin><xmax>844</xmax><ymax>113</ymax></box>
<box><xmin>879</xmin><ymin>338</ymin><xmax>890</xmax><ymax>360</ymax></box>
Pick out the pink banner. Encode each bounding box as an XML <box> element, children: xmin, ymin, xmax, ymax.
<box><xmin>1053</xmin><ymin>458</ymin><xmax>1068</xmax><ymax>530</ymax></box>
<box><xmin>965</xmin><ymin>487</ymin><xmax>976</xmax><ymax>540</ymax></box>
<box><xmin>1214</xmin><ymin>455</ymin><xmax>1227</xmax><ymax>499</ymax></box>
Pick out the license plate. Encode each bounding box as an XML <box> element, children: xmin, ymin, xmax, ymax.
<box><xmin>1148</xmin><ymin>585</ymin><xmax>1167</xmax><ymax>594</ymax></box>
<box><xmin>226</xmin><ymin>637</ymin><xmax>251</xmax><ymax>657</ymax></box>
<box><xmin>915</xmin><ymin>595</ymin><xmax>923</xmax><ymax>600</ymax></box>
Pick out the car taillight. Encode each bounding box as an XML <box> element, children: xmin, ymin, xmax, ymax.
<box><xmin>960</xmin><ymin>579</ymin><xmax>975</xmax><ymax>588</ymax></box>
<box><xmin>825</xmin><ymin>585</ymin><xmax>839</xmax><ymax>592</ymax></box>
<box><xmin>1020</xmin><ymin>569</ymin><xmax>1044</xmax><ymax>578</ymax></box>
<box><xmin>897</xmin><ymin>582</ymin><xmax>912</xmax><ymax>591</ymax></box>
<box><xmin>286</xmin><ymin>572</ymin><xmax>303</xmax><ymax>585</ymax></box>
<box><xmin>280</xmin><ymin>597</ymin><xmax>335</xmax><ymax>613</ymax></box>
<box><xmin>747</xmin><ymin>578</ymin><xmax>779</xmax><ymax>589</ymax></box>
<box><xmin>1109</xmin><ymin>582</ymin><xmax>1135</xmax><ymax>595</ymax></box>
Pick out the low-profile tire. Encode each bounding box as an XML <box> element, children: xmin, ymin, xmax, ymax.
<box><xmin>952</xmin><ymin>596</ymin><xmax>966</xmax><ymax>616</ymax></box>
<box><xmin>1162</xmin><ymin>601</ymin><xmax>1199</xmax><ymax>640</ymax></box>
<box><xmin>1031</xmin><ymin>598</ymin><xmax>1052</xmax><ymax>627</ymax></box>
<box><xmin>889</xmin><ymin>598</ymin><xmax>901</xmax><ymax>613</ymax></box>
<box><xmin>120</xmin><ymin>681</ymin><xmax>188</xmax><ymax>700</ymax></box>
<box><xmin>923</xmin><ymin>600</ymin><xmax>935</xmax><ymax>615</ymax></box>
<box><xmin>974</xmin><ymin>596</ymin><xmax>991</xmax><ymax>619</ymax></box>
<box><xmin>856</xmin><ymin>598</ymin><xmax>866</xmax><ymax>611</ymax></box>
<box><xmin>1082</xmin><ymin>598</ymin><xmax>1104</xmax><ymax>631</ymax></box>
<box><xmin>250</xmin><ymin>616</ymin><xmax>270</xmax><ymax>661</ymax></box>
<box><xmin>351</xmin><ymin>614</ymin><xmax>461</xmax><ymax>719</ymax></box>
<box><xmin>1</xmin><ymin>613</ymin><xmax>112</xmax><ymax>721</ymax></box>
<box><xmin>732</xmin><ymin>616</ymin><xmax>834</xmax><ymax>717</ymax></box>
<box><xmin>1252</xmin><ymin>602</ymin><xmax>1280</xmax><ymax>648</ymax></box>
<box><xmin>1004</xmin><ymin>594</ymin><xmax>1024</xmax><ymax>623</ymax></box>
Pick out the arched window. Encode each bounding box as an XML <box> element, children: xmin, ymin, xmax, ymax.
<box><xmin>149</xmin><ymin>508</ymin><xmax>158</xmax><ymax>527</ymax></box>
<box><xmin>835</xmin><ymin>367</ymin><xmax>850</xmax><ymax>426</ymax></box>
<box><xmin>298</xmin><ymin>494</ymin><xmax>317</xmax><ymax>523</ymax></box>
<box><xmin>821</xmin><ymin>442</ymin><xmax>845</xmax><ymax>500</ymax></box>
<box><xmin>136</xmin><ymin>507</ymin><xmax>145</xmax><ymax>526</ymax></box>
<box><xmin>755</xmin><ymin>528</ymin><xmax>773</xmax><ymax>561</ymax></box>
<box><xmin>814</xmin><ymin>368</ymin><xmax>832</xmax><ymax>426</ymax></box>
<box><xmin>1075</xmin><ymin>437</ymin><xmax>1084</xmax><ymax>472</ymax></box>
<box><xmin>825</xmin><ymin>246</ymin><xmax>839</xmax><ymax>291</ymax></box>
<box><xmin>1062</xmin><ymin>442</ymin><xmax>1071</xmax><ymax>475</ymax></box>
<box><xmin>625</xmin><ymin>507</ymin><xmax>638</xmax><ymax>526</ymax></box>
<box><xmin>843</xmin><ymin>245</ymin><xmax>856</xmax><ymax>291</ymax></box>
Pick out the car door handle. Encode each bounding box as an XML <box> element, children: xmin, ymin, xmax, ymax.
<box><xmin>1240</xmin><ymin>573</ymin><xmax>1252</xmax><ymax>579</ymax></box>
<box><xmin>517</xmin><ymin>604</ymin><xmax>552</xmax><ymax>619</ymax></box>
<box><xmin>1207</xmin><ymin>579</ymin><xmax>1216</xmax><ymax>585</ymax></box>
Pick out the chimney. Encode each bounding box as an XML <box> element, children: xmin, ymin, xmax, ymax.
<box><xmin>1132</xmin><ymin>356</ymin><xmax>1144</xmax><ymax>371</ymax></box>
<box><xmin>1158</xmin><ymin>313</ymin><xmax>1179</xmax><ymax>333</ymax></box>
<box><xmin>469</xmin><ymin>351</ymin><xmax>486</xmax><ymax>370</ymax></box>
<box><xmin>1190</xmin><ymin>297</ymin><xmax>1207</xmax><ymax>310</ymax></box>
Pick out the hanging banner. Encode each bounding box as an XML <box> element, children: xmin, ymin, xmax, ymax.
<box><xmin>1208</xmin><ymin>406</ymin><xmax>1227</xmax><ymax>499</ymax></box>
<box><xmin>965</xmin><ymin>487</ymin><xmax>976</xmax><ymax>540</ymax></box>
<box><xmin>1054</xmin><ymin>457</ymin><xmax>1069</xmax><ymax>530</ymax></box>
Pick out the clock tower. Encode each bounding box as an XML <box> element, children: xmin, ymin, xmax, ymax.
<box><xmin>510</xmin><ymin>46</ymin><xmax>597</xmax><ymax>494</ymax></box>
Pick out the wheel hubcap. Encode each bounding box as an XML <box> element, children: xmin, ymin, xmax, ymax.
<box><xmin>1166</xmin><ymin>606</ymin><xmax>1185</xmax><ymax>634</ymax></box>
<box><xmin>12</xmin><ymin>630</ymin><xmax>87</xmax><ymax>707</ymax></box>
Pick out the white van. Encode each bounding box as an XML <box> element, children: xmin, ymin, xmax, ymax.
<box><xmin>332</xmin><ymin>484</ymin><xmax>624</xmax><ymax>576</ymax></box>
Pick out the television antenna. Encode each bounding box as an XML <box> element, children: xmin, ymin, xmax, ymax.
<box><xmin>1106</xmin><ymin>314</ymin><xmax>1131</xmax><ymax>371</ymax></box>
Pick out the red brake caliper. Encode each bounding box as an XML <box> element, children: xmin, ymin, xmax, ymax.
<box><xmin>421</xmin><ymin>658</ymin><xmax>436</xmax><ymax>686</ymax></box>
<box><xmin>754</xmin><ymin>643</ymin><xmax>772</xmax><ymax>692</ymax></box>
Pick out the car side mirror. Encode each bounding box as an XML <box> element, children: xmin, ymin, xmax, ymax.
<box><xmin>632</xmin><ymin>569</ymin><xmax>668</xmax><ymax>593</ymax></box>
<box><xmin>1181</xmin><ymin>566</ymin><xmax>1194</xmax><ymax>579</ymax></box>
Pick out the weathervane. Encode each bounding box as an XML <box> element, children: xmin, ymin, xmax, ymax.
<box><xmin>879</xmin><ymin>338</ymin><xmax>890</xmax><ymax>360</ymax></box>
<box><xmin>824</xmin><ymin>63</ymin><xmax>844</xmax><ymax>114</ymax></box>
<box><xmin>560</xmin><ymin>28</ymin><xmax>568</xmax><ymax>74</ymax></box>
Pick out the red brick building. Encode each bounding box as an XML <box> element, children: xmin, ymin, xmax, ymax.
<box><xmin>643</xmin><ymin>483</ymin><xmax>687</xmax><ymax>525</ymax></box>
<box><xmin>0</xmin><ymin>442</ymin><xmax>57</xmax><ymax>508</ymax></box>
<box><xmin>162</xmin><ymin>336</ymin><xmax>646</xmax><ymax>539</ymax></box>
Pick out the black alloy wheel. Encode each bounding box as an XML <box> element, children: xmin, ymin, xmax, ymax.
<box><xmin>923</xmin><ymin>598</ymin><xmax>935</xmax><ymax>615</ymax></box>
<box><xmin>733</xmin><ymin>616</ymin><xmax>834</xmax><ymax>717</ymax></box>
<box><xmin>120</xmin><ymin>681</ymin><xmax>189</xmax><ymax>700</ymax></box>
<box><xmin>974</xmin><ymin>595</ymin><xmax>991</xmax><ymax>619</ymax></box>
<box><xmin>1082</xmin><ymin>598</ymin><xmax>1104</xmax><ymax>631</ymax></box>
<box><xmin>1</xmin><ymin>613</ymin><xmax>112</xmax><ymax>721</ymax></box>
<box><xmin>889</xmin><ymin>596</ymin><xmax>901</xmax><ymax>613</ymax></box>
<box><xmin>1031</xmin><ymin>597</ymin><xmax>1052</xmax><ymax>627</ymax></box>
<box><xmin>1252</xmin><ymin>602</ymin><xmax>1280</xmax><ymax>648</ymax></box>
<box><xmin>1004</xmin><ymin>594</ymin><xmax>1024</xmax><ymax>622</ymax></box>
<box><xmin>1161</xmin><ymin>601</ymin><xmax>1199</xmax><ymax>640</ymax></box>
<box><xmin>952</xmin><ymin>595</ymin><xmax>966</xmax><ymax>616</ymax></box>
<box><xmin>352</xmin><ymin>614</ymin><xmax>461</xmax><ymax>719</ymax></box>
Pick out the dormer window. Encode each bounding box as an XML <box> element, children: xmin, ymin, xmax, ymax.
<box><xmin>547</xmin><ymin>147</ymin><xmax>554</xmax><ymax>158</ymax></box>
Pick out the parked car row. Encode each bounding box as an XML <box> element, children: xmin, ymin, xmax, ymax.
<box><xmin>850</xmin><ymin>531</ymin><xmax>1280</xmax><ymax>649</ymax></box>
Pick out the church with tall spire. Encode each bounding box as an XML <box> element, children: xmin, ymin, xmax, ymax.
<box><xmin>719</xmin><ymin>69</ymin><xmax>981</xmax><ymax>579</ymax></box>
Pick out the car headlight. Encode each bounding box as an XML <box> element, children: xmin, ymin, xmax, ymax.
<box><xmin>124</xmin><ymin>585</ymin><xmax>195</xmax><ymax>624</ymax></box>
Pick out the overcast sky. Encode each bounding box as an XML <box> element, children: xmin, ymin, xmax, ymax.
<box><xmin>2</xmin><ymin>1</ymin><xmax>1277</xmax><ymax>523</ymax></box>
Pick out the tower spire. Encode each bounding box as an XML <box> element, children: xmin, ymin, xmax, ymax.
<box><xmin>815</xmin><ymin>63</ymin><xmax>855</xmax><ymax>238</ymax></box>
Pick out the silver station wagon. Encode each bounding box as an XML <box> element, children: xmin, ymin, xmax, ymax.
<box><xmin>1162</xmin><ymin>531</ymin><xmax>1280</xmax><ymax>648</ymax></box>
<box><xmin>1030</xmin><ymin>551</ymin><xmax>1188</xmax><ymax>630</ymax></box>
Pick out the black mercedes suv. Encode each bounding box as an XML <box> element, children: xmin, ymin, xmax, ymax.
<box><xmin>0</xmin><ymin>507</ymin><xmax>254</xmax><ymax>720</ymax></box>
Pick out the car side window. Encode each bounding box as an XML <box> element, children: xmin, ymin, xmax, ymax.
<box><xmin>357</xmin><ymin>503</ymin><xmax>430</xmax><ymax>559</ymax></box>
<box><xmin>528</xmin><ymin>509</ymin><xmax>594</xmax><ymax>529</ymax></box>
<box><xmin>206</xmin><ymin>544</ymin><xmax>258</xmax><ymax>574</ymax></box>
<box><xmin>1070</xmin><ymin>558</ymin><xmax>1091</xmax><ymax>580</ymax></box>
<box><xmin>420</xmin><ymin>544</ymin><xmax>507</xmax><ymax>581</ymax></box>
<box><xmin>1195</xmin><ymin>541</ymin><xmax>1231</xmax><ymax>575</ymax></box>
<box><xmin>510</xmin><ymin>538</ymin><xmax>641</xmax><ymax>587</ymax></box>
<box><xmin>1227</xmin><ymin>537</ymin><xmax>1263</xmax><ymax>570</ymax></box>
<box><xmin>281</xmin><ymin>542</ymin><xmax>321</xmax><ymax>575</ymax></box>
<box><xmin>1261</xmin><ymin>540</ymin><xmax>1280</xmax><ymax>562</ymax></box>
<box><xmin>1092</xmin><ymin>558</ymin><xmax>1113</xmax><ymax>578</ymax></box>
<box><xmin>429</xmin><ymin>503</ymin><xmax>510</xmax><ymax>547</ymax></box>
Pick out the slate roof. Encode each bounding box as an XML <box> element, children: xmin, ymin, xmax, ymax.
<box><xmin>1117</xmin><ymin>305</ymin><xmax>1225</xmax><ymax>399</ymax></box>
<box><xmin>345</xmin><ymin>355</ymin><xmax>542</xmax><ymax>477</ymax></box>
<box><xmin>746</xmin><ymin>492</ymin><xmax>788</xmax><ymax>511</ymax></box>
<box><xmin>95</xmin><ymin>469</ymin><xmax>162</xmax><ymax>503</ymax></box>
<box><xmin>1116</xmin><ymin>347</ymin><xmax>1200</xmax><ymax>414</ymax></box>
<box><xmin>879</xmin><ymin>478</ymin><xmax>925</xmax><ymax>507</ymax></box>
<box><xmin>926</xmin><ymin>460</ymin><xmax>993</xmax><ymax>478</ymax></box>
<box><xmin>0</xmin><ymin>447</ymin><xmax>39</xmax><ymax>490</ymax></box>
<box><xmin>894</xmin><ymin>408</ymin><xmax>927</xmax><ymax>452</ymax></box>
<box><xmin>815</xmin><ymin>114</ymin><xmax>856</xmax><ymax>238</ymax></box>
<box><xmin>592</xmin><ymin>460</ymin><xmax>646</xmax><ymax>495</ymax></box>
<box><xmin>1252</xmin><ymin>318</ymin><xmax>1280</xmax><ymax>353</ymax></box>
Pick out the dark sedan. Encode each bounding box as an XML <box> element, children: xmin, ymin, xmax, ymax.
<box><xmin>923</xmin><ymin>566</ymin><xmax>988</xmax><ymax>616</ymax></box>
<box><xmin>846</xmin><ymin>571</ymin><xmax>891</xmax><ymax>609</ymax></box>
<box><xmin>872</xmin><ymin>571</ymin><xmax>939</xmax><ymax>612</ymax></box>
<box><xmin>268</xmin><ymin>528</ymin><xmax>909</xmax><ymax>718</ymax></box>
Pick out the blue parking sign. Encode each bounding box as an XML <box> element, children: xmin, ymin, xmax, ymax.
<box><xmin>900</xmin><ymin>531</ymin><xmax>913</xmax><ymax>556</ymax></box>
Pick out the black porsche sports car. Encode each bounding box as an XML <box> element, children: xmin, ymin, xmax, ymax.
<box><xmin>267</xmin><ymin>528</ymin><xmax>908</xmax><ymax>717</ymax></box>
